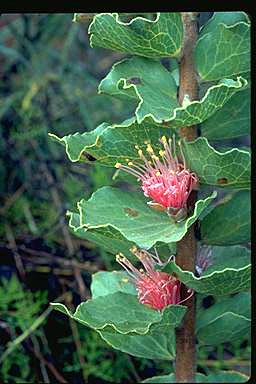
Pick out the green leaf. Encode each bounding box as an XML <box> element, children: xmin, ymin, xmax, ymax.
<box><xmin>49</xmin><ymin>122</ymin><xmax>109</xmax><ymax>163</ymax></box>
<box><xmin>98</xmin><ymin>57</ymin><xmax>179</xmax><ymax>123</ymax></box>
<box><xmin>196</xmin><ymin>292</ymin><xmax>251</xmax><ymax>345</ymax></box>
<box><xmin>195</xmin><ymin>21</ymin><xmax>250</xmax><ymax>81</ymax></box>
<box><xmin>91</xmin><ymin>271</ymin><xmax>137</xmax><ymax>299</ymax></box>
<box><xmin>69</xmin><ymin>212</ymin><xmax>176</xmax><ymax>260</ymax></box>
<box><xmin>162</xmin><ymin>246</ymin><xmax>251</xmax><ymax>295</ymax></box>
<box><xmin>49</xmin><ymin>118</ymin><xmax>170</xmax><ymax>165</ymax></box>
<box><xmin>99</xmin><ymin>330</ymin><xmax>175</xmax><ymax>360</ymax></box>
<box><xmin>200</xmin><ymin>245</ymin><xmax>251</xmax><ymax>275</ymax></box>
<box><xmin>88</xmin><ymin>13</ymin><xmax>183</xmax><ymax>58</ymax></box>
<box><xmin>90</xmin><ymin>270</ymin><xmax>179</xmax><ymax>360</ymax></box>
<box><xmin>200</xmin><ymin>87</ymin><xmax>250</xmax><ymax>140</ymax></box>
<box><xmin>76</xmin><ymin>186</ymin><xmax>216</xmax><ymax>249</ymax></box>
<box><xmin>51</xmin><ymin>292</ymin><xmax>186</xmax><ymax>335</ymax></box>
<box><xmin>201</xmin><ymin>191</ymin><xmax>251</xmax><ymax>245</ymax></box>
<box><xmin>98</xmin><ymin>58</ymin><xmax>247</xmax><ymax>124</ymax></box>
<box><xmin>199</xmin><ymin>12</ymin><xmax>250</xmax><ymax>37</ymax></box>
<box><xmin>68</xmin><ymin>211</ymin><xmax>135</xmax><ymax>257</ymax></box>
<box><xmin>168</xmin><ymin>77</ymin><xmax>247</xmax><ymax>127</ymax></box>
<box><xmin>51</xmin><ymin>293</ymin><xmax>159</xmax><ymax>334</ymax></box>
<box><xmin>49</xmin><ymin>76</ymin><xmax>247</xmax><ymax>164</ymax></box>
<box><xmin>142</xmin><ymin>371</ymin><xmax>249</xmax><ymax>383</ymax></box>
<box><xmin>142</xmin><ymin>373</ymin><xmax>206</xmax><ymax>383</ymax></box>
<box><xmin>181</xmin><ymin>137</ymin><xmax>251</xmax><ymax>189</ymax></box>
<box><xmin>51</xmin><ymin>272</ymin><xmax>186</xmax><ymax>362</ymax></box>
<box><xmin>205</xmin><ymin>371</ymin><xmax>249</xmax><ymax>383</ymax></box>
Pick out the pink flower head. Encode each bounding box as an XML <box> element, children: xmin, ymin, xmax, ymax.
<box><xmin>115</xmin><ymin>136</ymin><xmax>198</xmax><ymax>214</ymax></box>
<box><xmin>116</xmin><ymin>247</ymin><xmax>181</xmax><ymax>311</ymax></box>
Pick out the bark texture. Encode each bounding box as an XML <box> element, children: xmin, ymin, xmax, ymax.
<box><xmin>175</xmin><ymin>12</ymin><xmax>199</xmax><ymax>383</ymax></box>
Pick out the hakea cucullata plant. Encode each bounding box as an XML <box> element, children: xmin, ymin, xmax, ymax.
<box><xmin>115</xmin><ymin>136</ymin><xmax>198</xmax><ymax>221</ymax></box>
<box><xmin>51</xmin><ymin>12</ymin><xmax>251</xmax><ymax>383</ymax></box>
<box><xmin>116</xmin><ymin>247</ymin><xmax>193</xmax><ymax>311</ymax></box>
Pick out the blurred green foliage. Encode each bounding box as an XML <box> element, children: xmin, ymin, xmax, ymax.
<box><xmin>0</xmin><ymin>277</ymin><xmax>250</xmax><ymax>382</ymax></box>
<box><xmin>0</xmin><ymin>275</ymin><xmax>47</xmax><ymax>382</ymax></box>
<box><xmin>61</xmin><ymin>327</ymin><xmax>152</xmax><ymax>383</ymax></box>
<box><xmin>0</xmin><ymin>13</ymin><xmax>133</xmax><ymax>246</ymax></box>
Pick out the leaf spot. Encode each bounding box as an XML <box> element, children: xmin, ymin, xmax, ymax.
<box><xmin>217</xmin><ymin>177</ymin><xmax>228</xmax><ymax>185</ymax></box>
<box><xmin>81</xmin><ymin>152</ymin><xmax>97</xmax><ymax>161</ymax></box>
<box><xmin>127</xmin><ymin>77</ymin><xmax>142</xmax><ymax>85</ymax></box>
<box><xmin>124</xmin><ymin>207</ymin><xmax>139</xmax><ymax>217</ymax></box>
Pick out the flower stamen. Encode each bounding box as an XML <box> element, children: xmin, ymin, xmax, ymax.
<box><xmin>116</xmin><ymin>248</ymin><xmax>183</xmax><ymax>311</ymax></box>
<box><xmin>115</xmin><ymin>136</ymin><xmax>198</xmax><ymax>217</ymax></box>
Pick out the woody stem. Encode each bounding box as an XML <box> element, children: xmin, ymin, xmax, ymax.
<box><xmin>175</xmin><ymin>12</ymin><xmax>199</xmax><ymax>383</ymax></box>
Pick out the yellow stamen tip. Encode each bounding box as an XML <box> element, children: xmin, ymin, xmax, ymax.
<box><xmin>152</xmin><ymin>155</ymin><xmax>159</xmax><ymax>161</ymax></box>
<box><xmin>116</xmin><ymin>252</ymin><xmax>126</xmax><ymax>261</ymax></box>
<box><xmin>138</xmin><ymin>149</ymin><xmax>143</xmax><ymax>157</ymax></box>
<box><xmin>122</xmin><ymin>278</ymin><xmax>129</xmax><ymax>283</ymax></box>
<box><xmin>115</xmin><ymin>163</ymin><xmax>122</xmax><ymax>168</ymax></box>
<box><xmin>130</xmin><ymin>245</ymin><xmax>138</xmax><ymax>253</ymax></box>
<box><xmin>128</xmin><ymin>162</ymin><xmax>134</xmax><ymax>166</ymax></box>
<box><xmin>146</xmin><ymin>144</ymin><xmax>154</xmax><ymax>154</ymax></box>
<box><xmin>159</xmin><ymin>150</ymin><xmax>165</xmax><ymax>157</ymax></box>
<box><xmin>161</xmin><ymin>136</ymin><xmax>167</xmax><ymax>143</ymax></box>
<box><xmin>156</xmin><ymin>171</ymin><xmax>161</xmax><ymax>176</ymax></box>
<box><xmin>139</xmin><ymin>250</ymin><xmax>148</xmax><ymax>258</ymax></box>
<box><xmin>135</xmin><ymin>145</ymin><xmax>139</xmax><ymax>149</ymax></box>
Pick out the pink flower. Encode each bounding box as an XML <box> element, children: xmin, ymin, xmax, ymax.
<box><xmin>116</xmin><ymin>247</ymin><xmax>181</xmax><ymax>311</ymax></box>
<box><xmin>115</xmin><ymin>136</ymin><xmax>198</xmax><ymax>216</ymax></box>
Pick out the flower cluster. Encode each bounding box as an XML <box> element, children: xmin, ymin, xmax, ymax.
<box><xmin>116</xmin><ymin>247</ymin><xmax>192</xmax><ymax>311</ymax></box>
<box><xmin>115</xmin><ymin>136</ymin><xmax>198</xmax><ymax>219</ymax></box>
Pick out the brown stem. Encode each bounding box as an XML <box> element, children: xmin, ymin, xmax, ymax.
<box><xmin>175</xmin><ymin>12</ymin><xmax>199</xmax><ymax>383</ymax></box>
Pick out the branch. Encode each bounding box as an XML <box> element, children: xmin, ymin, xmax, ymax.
<box><xmin>175</xmin><ymin>12</ymin><xmax>199</xmax><ymax>383</ymax></box>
